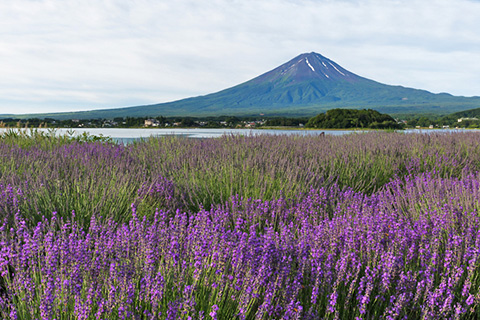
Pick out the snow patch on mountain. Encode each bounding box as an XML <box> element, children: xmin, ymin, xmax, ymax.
<box><xmin>329</xmin><ymin>62</ymin><xmax>346</xmax><ymax>76</ymax></box>
<box><xmin>305</xmin><ymin>58</ymin><xmax>315</xmax><ymax>72</ymax></box>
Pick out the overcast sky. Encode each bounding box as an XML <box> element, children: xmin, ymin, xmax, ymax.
<box><xmin>1</xmin><ymin>0</ymin><xmax>480</xmax><ymax>114</ymax></box>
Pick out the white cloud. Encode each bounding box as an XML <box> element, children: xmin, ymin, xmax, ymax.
<box><xmin>0</xmin><ymin>0</ymin><xmax>480</xmax><ymax>114</ymax></box>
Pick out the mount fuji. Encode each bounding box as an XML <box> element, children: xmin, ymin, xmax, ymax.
<box><xmin>6</xmin><ymin>52</ymin><xmax>480</xmax><ymax>119</ymax></box>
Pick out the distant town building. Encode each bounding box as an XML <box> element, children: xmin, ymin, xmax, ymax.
<box><xmin>144</xmin><ymin>119</ymin><xmax>160</xmax><ymax>127</ymax></box>
<box><xmin>458</xmin><ymin>117</ymin><xmax>479</xmax><ymax>122</ymax></box>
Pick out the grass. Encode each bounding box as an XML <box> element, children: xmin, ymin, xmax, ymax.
<box><xmin>2</xmin><ymin>130</ymin><xmax>480</xmax><ymax>319</ymax></box>
<box><xmin>2</xmin><ymin>130</ymin><xmax>480</xmax><ymax>226</ymax></box>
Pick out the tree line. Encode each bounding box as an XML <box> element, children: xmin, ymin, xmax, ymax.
<box><xmin>4</xmin><ymin>108</ymin><xmax>476</xmax><ymax>129</ymax></box>
<box><xmin>305</xmin><ymin>108</ymin><xmax>403</xmax><ymax>129</ymax></box>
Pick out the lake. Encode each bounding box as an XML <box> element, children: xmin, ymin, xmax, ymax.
<box><xmin>0</xmin><ymin>127</ymin><xmax>357</xmax><ymax>143</ymax></box>
<box><xmin>0</xmin><ymin>127</ymin><xmax>475</xmax><ymax>143</ymax></box>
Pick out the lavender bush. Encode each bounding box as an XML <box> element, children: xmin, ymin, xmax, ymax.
<box><xmin>1</xmin><ymin>131</ymin><xmax>480</xmax><ymax>318</ymax></box>
<box><xmin>2</xmin><ymin>175</ymin><xmax>480</xmax><ymax>319</ymax></box>
<box><xmin>2</xmin><ymin>131</ymin><xmax>480</xmax><ymax>224</ymax></box>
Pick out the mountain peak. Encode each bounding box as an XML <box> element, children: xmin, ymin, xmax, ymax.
<box><xmin>252</xmin><ymin>52</ymin><xmax>361</xmax><ymax>86</ymax></box>
<box><xmin>299</xmin><ymin>51</ymin><xmax>326</xmax><ymax>59</ymax></box>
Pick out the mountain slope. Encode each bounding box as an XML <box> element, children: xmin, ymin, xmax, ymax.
<box><xmin>440</xmin><ymin>106</ymin><xmax>480</xmax><ymax>124</ymax></box>
<box><xmin>4</xmin><ymin>52</ymin><xmax>480</xmax><ymax>119</ymax></box>
<box><xmin>135</xmin><ymin>52</ymin><xmax>480</xmax><ymax>117</ymax></box>
<box><xmin>447</xmin><ymin>107</ymin><xmax>480</xmax><ymax>119</ymax></box>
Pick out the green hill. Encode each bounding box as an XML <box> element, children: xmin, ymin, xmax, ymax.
<box><xmin>306</xmin><ymin>108</ymin><xmax>402</xmax><ymax>129</ymax></box>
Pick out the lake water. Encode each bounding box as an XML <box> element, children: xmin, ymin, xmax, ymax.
<box><xmin>0</xmin><ymin>127</ymin><xmax>476</xmax><ymax>143</ymax></box>
<box><xmin>0</xmin><ymin>127</ymin><xmax>358</xmax><ymax>143</ymax></box>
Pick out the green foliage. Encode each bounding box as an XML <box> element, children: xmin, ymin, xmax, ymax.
<box><xmin>0</xmin><ymin>128</ymin><xmax>111</xmax><ymax>148</ymax></box>
<box><xmin>305</xmin><ymin>108</ymin><xmax>402</xmax><ymax>129</ymax></box>
<box><xmin>264</xmin><ymin>117</ymin><xmax>308</xmax><ymax>126</ymax></box>
<box><xmin>432</xmin><ymin>107</ymin><xmax>480</xmax><ymax>128</ymax></box>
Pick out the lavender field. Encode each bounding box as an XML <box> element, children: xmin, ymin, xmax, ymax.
<box><xmin>2</xmin><ymin>131</ymin><xmax>480</xmax><ymax>319</ymax></box>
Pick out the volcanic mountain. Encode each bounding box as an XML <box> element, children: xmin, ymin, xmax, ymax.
<box><xmin>6</xmin><ymin>52</ymin><xmax>480</xmax><ymax>119</ymax></box>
